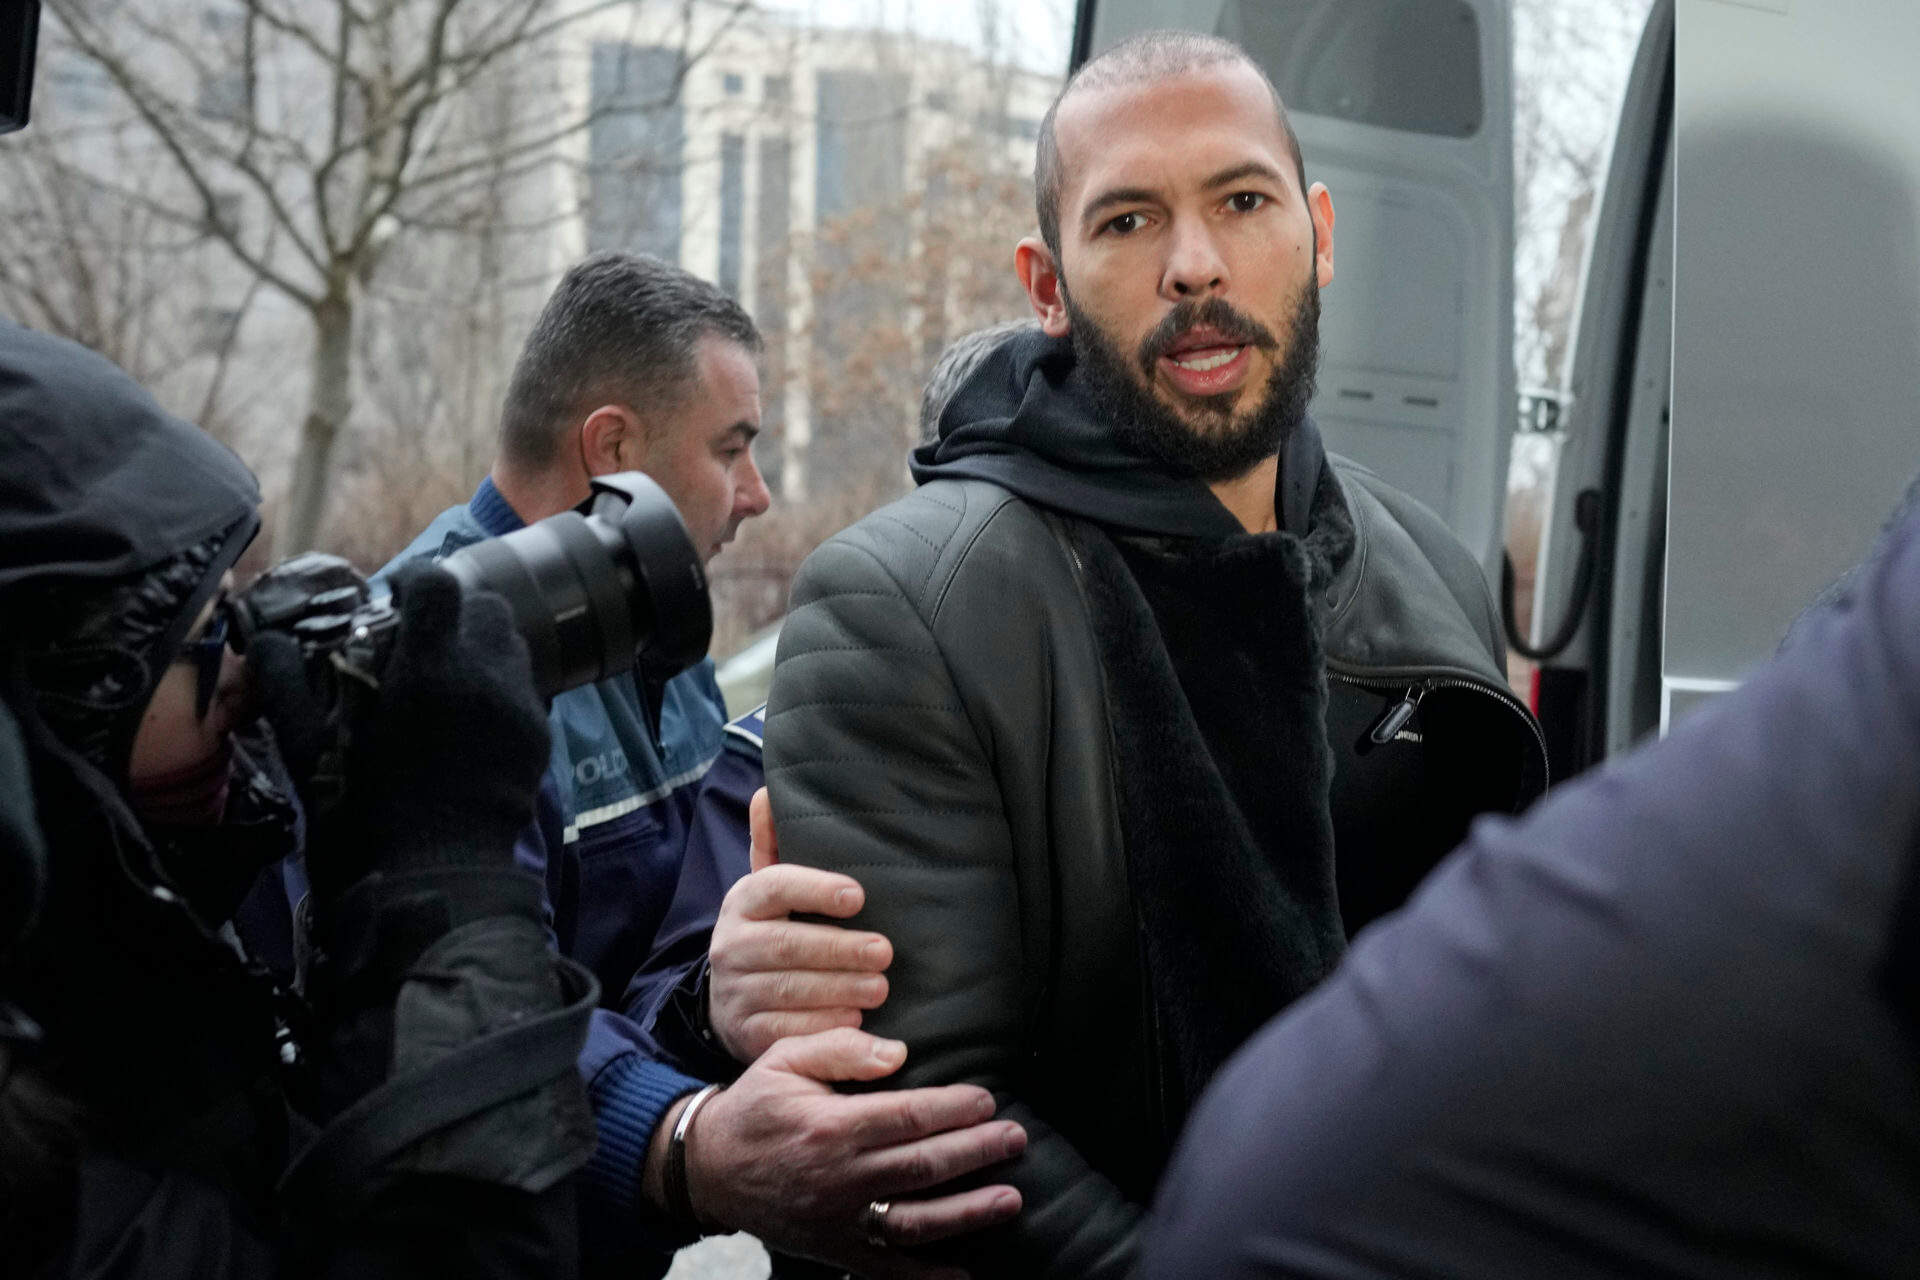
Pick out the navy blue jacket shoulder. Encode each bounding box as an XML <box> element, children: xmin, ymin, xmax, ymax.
<box><xmin>624</xmin><ymin>706</ymin><xmax>765</xmax><ymax>1079</ymax></box>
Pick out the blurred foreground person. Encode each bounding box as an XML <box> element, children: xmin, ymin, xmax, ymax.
<box><xmin>1144</xmin><ymin>489</ymin><xmax>1920</xmax><ymax>1276</ymax></box>
<box><xmin>0</xmin><ymin>320</ymin><xmax>595</xmax><ymax>1278</ymax></box>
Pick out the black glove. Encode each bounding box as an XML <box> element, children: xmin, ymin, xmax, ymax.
<box><xmin>248</xmin><ymin>563</ymin><xmax>551</xmax><ymax>905</ymax></box>
<box><xmin>250</xmin><ymin>570</ymin><xmax>598</xmax><ymax>1219</ymax></box>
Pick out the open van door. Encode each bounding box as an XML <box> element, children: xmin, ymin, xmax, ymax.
<box><xmin>1072</xmin><ymin>0</ymin><xmax>1518</xmax><ymax>577</ymax></box>
<box><xmin>1523</xmin><ymin>0</ymin><xmax>1672</xmax><ymax>774</ymax></box>
<box><xmin>1532</xmin><ymin>0</ymin><xmax>1920</xmax><ymax>777</ymax></box>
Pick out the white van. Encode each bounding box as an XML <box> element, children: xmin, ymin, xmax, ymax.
<box><xmin>1074</xmin><ymin>0</ymin><xmax>1920</xmax><ymax>781</ymax></box>
<box><xmin>724</xmin><ymin>0</ymin><xmax>1920</xmax><ymax>786</ymax></box>
<box><xmin>1534</xmin><ymin>0</ymin><xmax>1920</xmax><ymax>776</ymax></box>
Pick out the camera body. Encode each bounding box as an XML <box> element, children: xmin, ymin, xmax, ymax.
<box><xmin>225</xmin><ymin>552</ymin><xmax>399</xmax><ymax>693</ymax></box>
<box><xmin>229</xmin><ymin>470</ymin><xmax>711</xmax><ymax>712</ymax></box>
<box><xmin>2</xmin><ymin>0</ymin><xmax>39</xmax><ymax>134</ymax></box>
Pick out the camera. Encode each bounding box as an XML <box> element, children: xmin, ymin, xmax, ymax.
<box><xmin>227</xmin><ymin>472</ymin><xmax>712</xmax><ymax>702</ymax></box>
<box><xmin>2</xmin><ymin>0</ymin><xmax>38</xmax><ymax>134</ymax></box>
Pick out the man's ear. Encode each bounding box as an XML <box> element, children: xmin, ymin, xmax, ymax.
<box><xmin>579</xmin><ymin>404</ymin><xmax>643</xmax><ymax>476</ymax></box>
<box><xmin>1016</xmin><ymin>236</ymin><xmax>1073</xmax><ymax>338</ymax></box>
<box><xmin>1308</xmin><ymin>182</ymin><xmax>1335</xmax><ymax>290</ymax></box>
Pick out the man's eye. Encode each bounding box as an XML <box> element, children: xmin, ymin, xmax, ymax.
<box><xmin>1228</xmin><ymin>192</ymin><xmax>1268</xmax><ymax>213</ymax></box>
<box><xmin>1104</xmin><ymin>212</ymin><xmax>1143</xmax><ymax>236</ymax></box>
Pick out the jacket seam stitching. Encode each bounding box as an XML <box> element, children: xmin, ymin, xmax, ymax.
<box><xmin>765</xmin><ymin>755</ymin><xmax>960</xmax><ymax>771</ymax></box>
<box><xmin>779</xmin><ymin>806</ymin><xmax>1001</xmax><ymax>822</ymax></box>
<box><xmin>777</xmin><ymin>643</ymin><xmax>942</xmax><ymax>658</ymax></box>
<box><xmin>797</xmin><ymin>588</ymin><xmax>922</xmax><ymax>603</ymax></box>
<box><xmin>872</xmin><ymin>511</ymin><xmax>948</xmax><ymax>560</ymax></box>
<box><xmin>1329</xmin><ymin>465</ymin><xmax>1370</xmax><ymax>628</ymax></box>
<box><xmin>774</xmin><ymin>698</ymin><xmax>968</xmax><ymax>714</ymax></box>
<box><xmin>929</xmin><ymin>496</ymin><xmax>1023</xmax><ymax>623</ymax></box>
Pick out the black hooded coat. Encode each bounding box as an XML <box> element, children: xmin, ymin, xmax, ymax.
<box><xmin>0</xmin><ymin>321</ymin><xmax>586</xmax><ymax>1280</ymax></box>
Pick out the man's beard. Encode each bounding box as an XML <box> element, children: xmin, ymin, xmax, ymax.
<box><xmin>1065</xmin><ymin>276</ymin><xmax>1321</xmax><ymax>484</ymax></box>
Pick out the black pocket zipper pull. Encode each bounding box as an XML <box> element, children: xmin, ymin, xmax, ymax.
<box><xmin>1369</xmin><ymin>686</ymin><xmax>1424</xmax><ymax>745</ymax></box>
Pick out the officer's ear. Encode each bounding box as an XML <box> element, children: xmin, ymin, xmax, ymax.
<box><xmin>580</xmin><ymin>404</ymin><xmax>644</xmax><ymax>475</ymax></box>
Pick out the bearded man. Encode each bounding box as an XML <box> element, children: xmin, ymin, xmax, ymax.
<box><xmin>760</xmin><ymin>31</ymin><xmax>1547</xmax><ymax>1278</ymax></box>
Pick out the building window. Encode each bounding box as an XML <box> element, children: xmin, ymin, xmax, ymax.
<box><xmin>763</xmin><ymin>76</ymin><xmax>789</xmax><ymax>105</ymax></box>
<box><xmin>587</xmin><ymin>43</ymin><xmax>686</xmax><ymax>262</ymax></box>
<box><xmin>812</xmin><ymin>71</ymin><xmax>910</xmax><ymax>485</ymax></box>
<box><xmin>814</xmin><ymin>71</ymin><xmax>908</xmax><ymax>227</ymax></box>
<box><xmin>755</xmin><ymin>136</ymin><xmax>792</xmax><ymax>496</ymax></box>
<box><xmin>723</xmin><ymin>72</ymin><xmax>744</xmax><ymax>96</ymax></box>
<box><xmin>718</xmin><ymin>134</ymin><xmax>746</xmax><ymax>299</ymax></box>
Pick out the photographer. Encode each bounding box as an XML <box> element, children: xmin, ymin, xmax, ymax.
<box><xmin>0</xmin><ymin>319</ymin><xmax>594</xmax><ymax>1277</ymax></box>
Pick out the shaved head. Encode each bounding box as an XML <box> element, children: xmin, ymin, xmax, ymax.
<box><xmin>1035</xmin><ymin>32</ymin><xmax>1306</xmax><ymax>260</ymax></box>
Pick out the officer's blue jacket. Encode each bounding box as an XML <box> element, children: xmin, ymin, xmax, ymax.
<box><xmin>382</xmin><ymin>477</ymin><xmax>724</xmax><ymax>1271</ymax></box>
<box><xmin>624</xmin><ymin>705</ymin><xmax>767</xmax><ymax>1079</ymax></box>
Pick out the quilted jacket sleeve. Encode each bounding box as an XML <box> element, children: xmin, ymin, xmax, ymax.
<box><xmin>764</xmin><ymin>487</ymin><xmax>1144</xmax><ymax>1278</ymax></box>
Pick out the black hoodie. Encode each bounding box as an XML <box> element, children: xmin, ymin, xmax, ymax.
<box><xmin>916</xmin><ymin>325</ymin><xmax>1355</xmax><ymax>1124</ymax></box>
<box><xmin>0</xmin><ymin>321</ymin><xmax>261</xmax><ymax>803</ymax></box>
<box><xmin>0</xmin><ymin>323</ymin><xmax>291</xmax><ymax>1277</ymax></box>
<box><xmin>910</xmin><ymin>326</ymin><xmax>1324</xmax><ymax>540</ymax></box>
<box><xmin>0</xmin><ymin>320</ymin><xmax>260</xmax><ymax>592</ymax></box>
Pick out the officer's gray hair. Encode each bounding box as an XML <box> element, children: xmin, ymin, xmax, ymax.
<box><xmin>498</xmin><ymin>252</ymin><xmax>761</xmax><ymax>472</ymax></box>
<box><xmin>919</xmin><ymin>319</ymin><xmax>1040</xmax><ymax>444</ymax></box>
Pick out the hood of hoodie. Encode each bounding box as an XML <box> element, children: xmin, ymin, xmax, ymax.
<box><xmin>0</xmin><ymin>322</ymin><xmax>262</xmax><ymax>844</ymax></box>
<box><xmin>909</xmin><ymin>326</ymin><xmax>1323</xmax><ymax>540</ymax></box>
<box><xmin>0</xmin><ymin>321</ymin><xmax>261</xmax><ymax>594</ymax></box>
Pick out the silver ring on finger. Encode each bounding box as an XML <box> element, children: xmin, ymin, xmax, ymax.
<box><xmin>863</xmin><ymin>1199</ymin><xmax>892</xmax><ymax>1248</ymax></box>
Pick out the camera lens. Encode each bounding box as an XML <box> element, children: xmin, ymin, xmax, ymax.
<box><xmin>441</xmin><ymin>472</ymin><xmax>711</xmax><ymax>699</ymax></box>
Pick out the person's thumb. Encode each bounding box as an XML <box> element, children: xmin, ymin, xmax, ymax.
<box><xmin>382</xmin><ymin>562</ymin><xmax>465</xmax><ymax>672</ymax></box>
<box><xmin>759</xmin><ymin>1026</ymin><xmax>907</xmax><ymax>1084</ymax></box>
<box><xmin>749</xmin><ymin>786</ymin><xmax>779</xmax><ymax>872</ymax></box>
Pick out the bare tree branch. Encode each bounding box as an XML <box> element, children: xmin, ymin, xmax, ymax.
<box><xmin>47</xmin><ymin>1</ymin><xmax>331</xmax><ymax>297</ymax></box>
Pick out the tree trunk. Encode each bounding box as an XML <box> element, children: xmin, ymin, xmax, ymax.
<box><xmin>280</xmin><ymin>291</ymin><xmax>354</xmax><ymax>555</ymax></box>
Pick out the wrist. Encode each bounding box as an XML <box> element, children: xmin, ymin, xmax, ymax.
<box><xmin>701</xmin><ymin>968</ymin><xmax>748</xmax><ymax>1066</ymax></box>
<box><xmin>643</xmin><ymin>1082</ymin><xmax>725</xmax><ymax>1232</ymax></box>
<box><xmin>640</xmin><ymin>1093</ymin><xmax>691</xmax><ymax>1214</ymax></box>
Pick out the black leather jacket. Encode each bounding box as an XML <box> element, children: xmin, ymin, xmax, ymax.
<box><xmin>764</xmin><ymin>460</ymin><xmax>1546</xmax><ymax>1278</ymax></box>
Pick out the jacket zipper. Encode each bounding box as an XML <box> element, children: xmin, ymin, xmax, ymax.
<box><xmin>1333</xmin><ymin>668</ymin><xmax>1551</xmax><ymax>789</ymax></box>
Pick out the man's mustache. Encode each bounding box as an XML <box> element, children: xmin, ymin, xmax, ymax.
<box><xmin>1136</xmin><ymin>299</ymin><xmax>1280</xmax><ymax>380</ymax></box>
